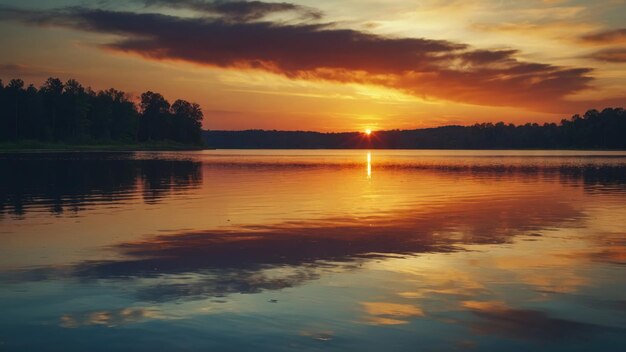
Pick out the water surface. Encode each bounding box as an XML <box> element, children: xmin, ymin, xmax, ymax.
<box><xmin>1</xmin><ymin>150</ymin><xmax>625</xmax><ymax>351</ymax></box>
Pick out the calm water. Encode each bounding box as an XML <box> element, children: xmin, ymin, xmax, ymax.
<box><xmin>0</xmin><ymin>150</ymin><xmax>625</xmax><ymax>351</ymax></box>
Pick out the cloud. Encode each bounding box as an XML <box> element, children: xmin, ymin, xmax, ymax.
<box><xmin>0</xmin><ymin>63</ymin><xmax>62</xmax><ymax>78</ymax></box>
<box><xmin>142</xmin><ymin>0</ymin><xmax>322</xmax><ymax>22</ymax></box>
<box><xmin>472</xmin><ymin>21</ymin><xmax>597</xmax><ymax>38</ymax></box>
<box><xmin>0</xmin><ymin>6</ymin><xmax>610</xmax><ymax>112</ymax></box>
<box><xmin>581</xmin><ymin>28</ymin><xmax>626</xmax><ymax>45</ymax></box>
<box><xmin>580</xmin><ymin>29</ymin><xmax>626</xmax><ymax>62</ymax></box>
<box><xmin>589</xmin><ymin>48</ymin><xmax>626</xmax><ymax>63</ymax></box>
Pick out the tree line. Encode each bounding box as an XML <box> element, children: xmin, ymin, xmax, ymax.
<box><xmin>0</xmin><ymin>77</ymin><xmax>204</xmax><ymax>145</ymax></box>
<box><xmin>205</xmin><ymin>108</ymin><xmax>626</xmax><ymax>149</ymax></box>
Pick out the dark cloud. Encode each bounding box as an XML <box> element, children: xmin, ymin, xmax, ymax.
<box><xmin>0</xmin><ymin>6</ymin><xmax>608</xmax><ymax>111</ymax></box>
<box><xmin>581</xmin><ymin>28</ymin><xmax>626</xmax><ymax>44</ymax></box>
<box><xmin>589</xmin><ymin>48</ymin><xmax>626</xmax><ymax>63</ymax></box>
<box><xmin>142</xmin><ymin>0</ymin><xmax>322</xmax><ymax>22</ymax></box>
<box><xmin>581</xmin><ymin>28</ymin><xmax>626</xmax><ymax>63</ymax></box>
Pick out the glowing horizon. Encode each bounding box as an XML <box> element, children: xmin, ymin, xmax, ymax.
<box><xmin>0</xmin><ymin>0</ymin><xmax>624</xmax><ymax>131</ymax></box>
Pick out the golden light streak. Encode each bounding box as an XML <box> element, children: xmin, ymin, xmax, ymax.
<box><xmin>366</xmin><ymin>151</ymin><xmax>372</xmax><ymax>179</ymax></box>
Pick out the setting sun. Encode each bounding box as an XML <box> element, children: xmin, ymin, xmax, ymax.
<box><xmin>365</xmin><ymin>129</ymin><xmax>372</xmax><ymax>136</ymax></box>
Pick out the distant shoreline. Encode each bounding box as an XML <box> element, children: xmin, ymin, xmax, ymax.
<box><xmin>3</xmin><ymin>146</ymin><xmax>626</xmax><ymax>153</ymax></box>
<box><xmin>203</xmin><ymin>109</ymin><xmax>626</xmax><ymax>150</ymax></box>
<box><xmin>3</xmin><ymin>105</ymin><xmax>625</xmax><ymax>152</ymax></box>
<box><xmin>2</xmin><ymin>142</ymin><xmax>626</xmax><ymax>153</ymax></box>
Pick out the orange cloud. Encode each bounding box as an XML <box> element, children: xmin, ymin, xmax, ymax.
<box><xmin>581</xmin><ymin>28</ymin><xmax>626</xmax><ymax>45</ymax></box>
<box><xmin>589</xmin><ymin>48</ymin><xmax>626</xmax><ymax>63</ymax></box>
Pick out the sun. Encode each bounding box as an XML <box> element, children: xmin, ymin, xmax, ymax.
<box><xmin>364</xmin><ymin>129</ymin><xmax>372</xmax><ymax>136</ymax></box>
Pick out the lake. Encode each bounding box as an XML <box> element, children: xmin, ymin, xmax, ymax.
<box><xmin>0</xmin><ymin>150</ymin><xmax>625</xmax><ymax>351</ymax></box>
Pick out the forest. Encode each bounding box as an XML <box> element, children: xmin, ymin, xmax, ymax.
<box><xmin>205</xmin><ymin>108</ymin><xmax>626</xmax><ymax>149</ymax></box>
<box><xmin>0</xmin><ymin>77</ymin><xmax>204</xmax><ymax>146</ymax></box>
<box><xmin>2</xmin><ymin>77</ymin><xmax>624</xmax><ymax>150</ymax></box>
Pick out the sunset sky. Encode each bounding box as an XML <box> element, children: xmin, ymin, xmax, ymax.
<box><xmin>0</xmin><ymin>0</ymin><xmax>624</xmax><ymax>131</ymax></box>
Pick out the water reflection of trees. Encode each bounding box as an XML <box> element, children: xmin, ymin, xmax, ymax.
<box><xmin>0</xmin><ymin>154</ymin><xmax>202</xmax><ymax>216</ymax></box>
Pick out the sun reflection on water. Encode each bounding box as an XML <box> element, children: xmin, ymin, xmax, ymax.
<box><xmin>367</xmin><ymin>151</ymin><xmax>372</xmax><ymax>179</ymax></box>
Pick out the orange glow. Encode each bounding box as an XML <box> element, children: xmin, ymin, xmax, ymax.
<box><xmin>365</xmin><ymin>129</ymin><xmax>372</xmax><ymax>135</ymax></box>
<box><xmin>366</xmin><ymin>151</ymin><xmax>372</xmax><ymax>179</ymax></box>
<box><xmin>0</xmin><ymin>1</ymin><xmax>623</xmax><ymax>131</ymax></box>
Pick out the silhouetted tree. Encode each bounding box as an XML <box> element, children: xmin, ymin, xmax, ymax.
<box><xmin>39</xmin><ymin>78</ymin><xmax>64</xmax><ymax>140</ymax></box>
<box><xmin>61</xmin><ymin>79</ymin><xmax>91</xmax><ymax>141</ymax></box>
<box><xmin>0</xmin><ymin>77</ymin><xmax>204</xmax><ymax>146</ymax></box>
<box><xmin>1</xmin><ymin>77</ymin><xmax>621</xmax><ymax>149</ymax></box>
<box><xmin>172</xmin><ymin>99</ymin><xmax>204</xmax><ymax>144</ymax></box>
<box><xmin>6</xmin><ymin>79</ymin><xmax>24</xmax><ymax>140</ymax></box>
<box><xmin>139</xmin><ymin>91</ymin><xmax>171</xmax><ymax>141</ymax></box>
